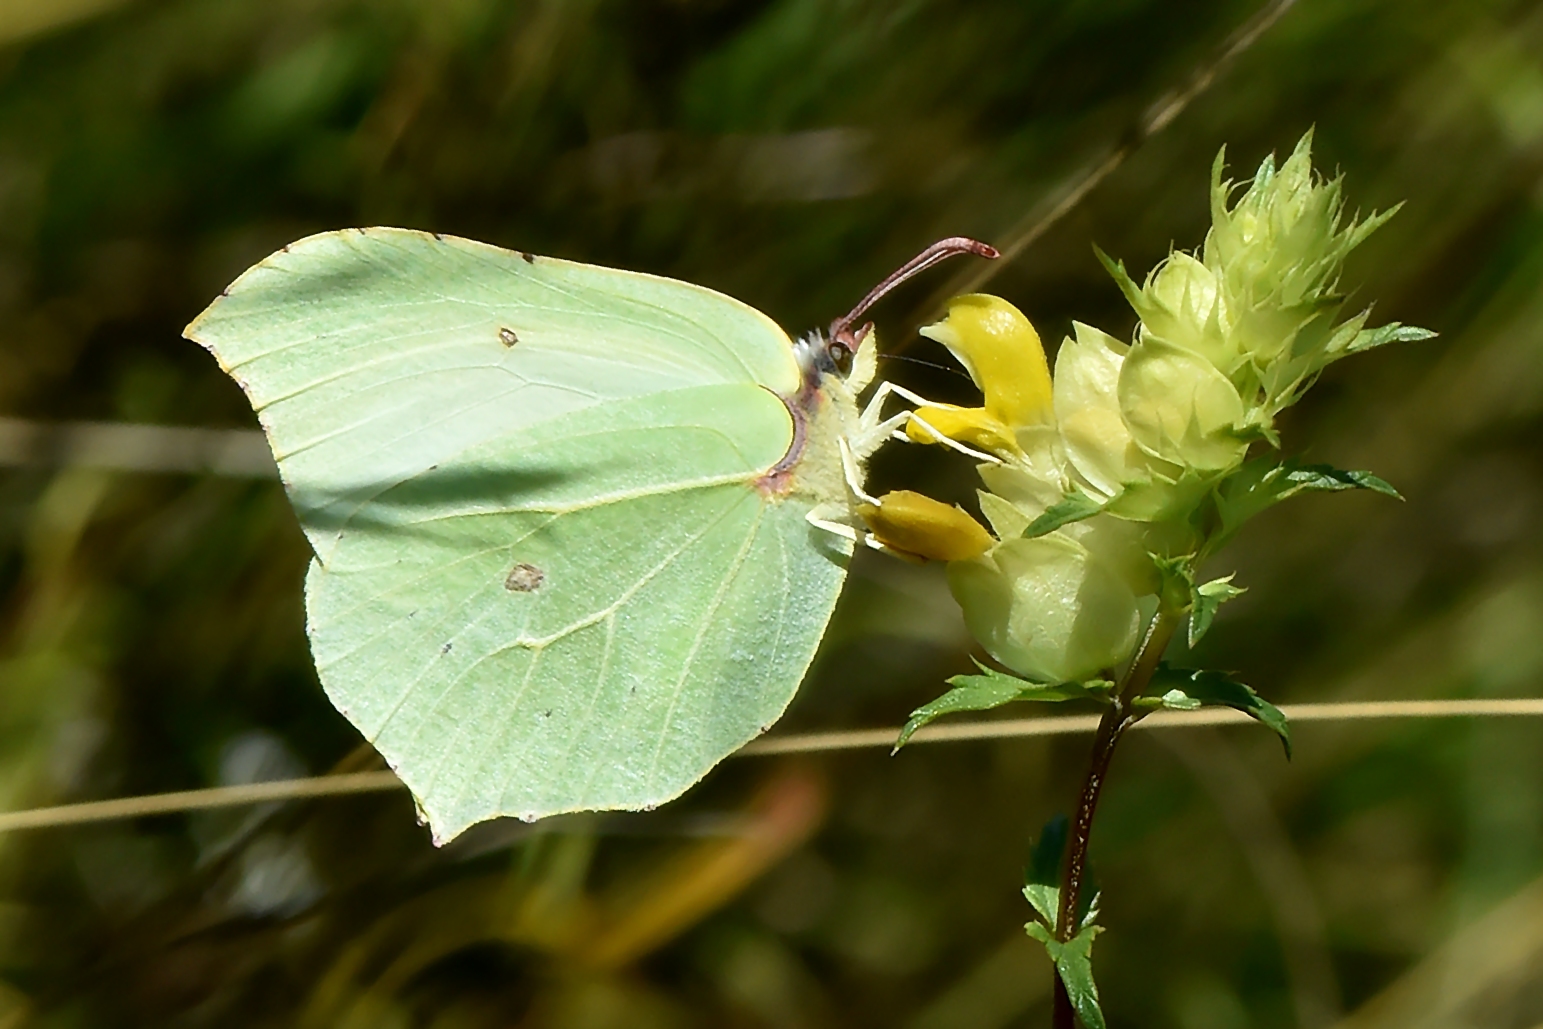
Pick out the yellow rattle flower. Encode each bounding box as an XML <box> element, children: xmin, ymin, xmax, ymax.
<box><xmin>857</xmin><ymin>490</ymin><xmax>995</xmax><ymax>562</ymax></box>
<box><xmin>907</xmin><ymin>295</ymin><xmax>1054</xmax><ymax>458</ymax></box>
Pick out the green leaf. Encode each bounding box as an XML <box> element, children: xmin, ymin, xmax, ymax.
<box><xmin>1135</xmin><ymin>688</ymin><xmax>1202</xmax><ymax>711</ymax></box>
<box><xmin>1213</xmin><ymin>456</ymin><xmax>1401</xmax><ymax>544</ymax></box>
<box><xmin>1281</xmin><ymin>465</ymin><xmax>1401</xmax><ymax>499</ymax></box>
<box><xmin>1189</xmin><ymin>575</ymin><xmax>1246</xmax><ymax>646</ymax></box>
<box><xmin>1346</xmin><ymin>321</ymin><xmax>1436</xmax><ymax>354</ymax></box>
<box><xmin>1025</xmin><ymin>922</ymin><xmax>1107</xmax><ymax>1029</ymax></box>
<box><xmin>187</xmin><ymin>228</ymin><xmax>856</xmax><ymax>843</ymax></box>
<box><xmin>1148</xmin><ymin>666</ymin><xmax>1291</xmax><ymax>756</ymax></box>
<box><xmin>1023</xmin><ymin>813</ymin><xmax>1068</xmax><ymax>925</ymax></box>
<box><xmin>895</xmin><ymin>665</ymin><xmax>1112</xmax><ymax>751</ymax></box>
<box><xmin>1023</xmin><ymin>491</ymin><xmax>1105</xmax><ymax>538</ymax></box>
<box><xmin>1081</xmin><ymin>890</ymin><xmax>1101</xmax><ymax>931</ymax></box>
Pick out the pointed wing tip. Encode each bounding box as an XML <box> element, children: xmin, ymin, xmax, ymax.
<box><xmin>183</xmin><ymin>308</ymin><xmax>217</xmax><ymax>346</ymax></box>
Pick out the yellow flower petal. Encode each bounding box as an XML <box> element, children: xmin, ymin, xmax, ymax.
<box><xmin>857</xmin><ymin>490</ymin><xmax>995</xmax><ymax>562</ymax></box>
<box><xmin>920</xmin><ymin>295</ymin><xmax>1053</xmax><ymax>430</ymax></box>
<box><xmin>905</xmin><ymin>405</ymin><xmax>1020</xmax><ymax>456</ymax></box>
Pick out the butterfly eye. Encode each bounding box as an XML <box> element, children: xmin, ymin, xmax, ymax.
<box><xmin>826</xmin><ymin>340</ymin><xmax>854</xmax><ymax>374</ymax></box>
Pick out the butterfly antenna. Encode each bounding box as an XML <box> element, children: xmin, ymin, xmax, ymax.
<box><xmin>879</xmin><ymin>353</ymin><xmax>973</xmax><ymax>380</ymax></box>
<box><xmin>829</xmin><ymin>237</ymin><xmax>998</xmax><ymax>352</ymax></box>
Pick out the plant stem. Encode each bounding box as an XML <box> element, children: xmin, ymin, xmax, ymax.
<box><xmin>1051</xmin><ymin>609</ymin><xmax>1180</xmax><ymax>1029</ymax></box>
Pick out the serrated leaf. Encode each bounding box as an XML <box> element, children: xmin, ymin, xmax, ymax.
<box><xmin>1022</xmin><ymin>884</ymin><xmax>1060</xmax><ymax>929</ymax></box>
<box><xmin>1149</xmin><ymin>665</ymin><xmax>1291</xmax><ymax>756</ymax></box>
<box><xmin>1135</xmin><ymin>687</ymin><xmax>1203</xmax><ymax>711</ymax></box>
<box><xmin>1025</xmin><ymin>922</ymin><xmax>1106</xmax><ymax>1029</ymax></box>
<box><xmin>1189</xmin><ymin>575</ymin><xmax>1246</xmax><ymax>646</ymax></box>
<box><xmin>1023</xmin><ymin>814</ymin><xmax>1068</xmax><ymax>925</ymax></box>
<box><xmin>1213</xmin><ymin>456</ymin><xmax>1401</xmax><ymax>545</ymax></box>
<box><xmin>1281</xmin><ymin>465</ymin><xmax>1401</xmax><ymax>499</ymax></box>
<box><xmin>1346</xmin><ymin>321</ymin><xmax>1436</xmax><ymax>354</ymax></box>
<box><xmin>895</xmin><ymin>666</ymin><xmax>1112</xmax><ymax>751</ymax></box>
<box><xmin>1081</xmin><ymin>890</ymin><xmax>1101</xmax><ymax>930</ymax></box>
<box><xmin>1023</xmin><ymin>491</ymin><xmax>1105</xmax><ymax>538</ymax></box>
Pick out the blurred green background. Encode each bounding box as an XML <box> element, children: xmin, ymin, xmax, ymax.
<box><xmin>1</xmin><ymin>0</ymin><xmax>1542</xmax><ymax>1026</ymax></box>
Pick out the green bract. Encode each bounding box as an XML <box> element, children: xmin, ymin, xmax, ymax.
<box><xmin>1117</xmin><ymin>334</ymin><xmax>1249</xmax><ymax>472</ymax></box>
<box><xmin>948</xmin><ymin>532</ymin><xmax>1142</xmax><ymax>684</ymax></box>
<box><xmin>188</xmin><ymin>228</ymin><xmax>870</xmax><ymax>842</ymax></box>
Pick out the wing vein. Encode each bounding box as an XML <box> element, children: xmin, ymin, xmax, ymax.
<box><xmin>641</xmin><ymin>500</ymin><xmax>767</xmax><ymax>792</ymax></box>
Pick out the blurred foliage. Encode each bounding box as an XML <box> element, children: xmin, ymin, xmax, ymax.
<box><xmin>1</xmin><ymin>0</ymin><xmax>1542</xmax><ymax>1026</ymax></box>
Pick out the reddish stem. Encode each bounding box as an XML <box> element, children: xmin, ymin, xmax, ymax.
<box><xmin>1050</xmin><ymin>610</ymin><xmax>1179</xmax><ymax>1029</ymax></box>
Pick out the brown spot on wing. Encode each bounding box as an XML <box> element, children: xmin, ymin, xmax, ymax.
<box><xmin>499</xmin><ymin>327</ymin><xmax>519</xmax><ymax>346</ymax></box>
<box><xmin>505</xmin><ymin>563</ymin><xmax>545</xmax><ymax>592</ymax></box>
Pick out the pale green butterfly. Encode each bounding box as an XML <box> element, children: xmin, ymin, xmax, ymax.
<box><xmin>186</xmin><ymin>229</ymin><xmax>996</xmax><ymax>842</ymax></box>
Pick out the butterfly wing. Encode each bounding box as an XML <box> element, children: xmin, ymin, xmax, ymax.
<box><xmin>188</xmin><ymin>228</ymin><xmax>849</xmax><ymax>841</ymax></box>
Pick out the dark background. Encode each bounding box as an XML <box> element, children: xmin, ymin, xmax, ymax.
<box><xmin>1</xmin><ymin>1</ymin><xmax>1541</xmax><ymax>1026</ymax></box>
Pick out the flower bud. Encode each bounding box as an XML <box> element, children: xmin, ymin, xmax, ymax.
<box><xmin>1206</xmin><ymin>132</ymin><xmax>1363</xmax><ymax>311</ymax></box>
<box><xmin>1094</xmin><ymin>132</ymin><xmax>1407</xmax><ymax>435</ymax></box>
<box><xmin>858</xmin><ymin>490</ymin><xmax>994</xmax><ymax>562</ymax></box>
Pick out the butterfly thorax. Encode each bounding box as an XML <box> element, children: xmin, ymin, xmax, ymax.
<box><xmin>755</xmin><ymin>331</ymin><xmax>862</xmax><ymax>509</ymax></box>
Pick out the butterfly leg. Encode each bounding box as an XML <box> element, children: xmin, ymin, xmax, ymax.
<box><xmin>837</xmin><ymin>437</ymin><xmax>880</xmax><ymax>507</ymax></box>
<box><xmin>846</xmin><ymin>410</ymin><xmax>913</xmax><ymax>468</ymax></box>
<box><xmin>803</xmin><ymin>450</ymin><xmax>892</xmax><ymax>555</ymax></box>
<box><xmin>860</xmin><ymin>381</ymin><xmax>1005</xmax><ymax>464</ymax></box>
<box><xmin>805</xmin><ymin>509</ymin><xmax>858</xmax><ymax>540</ymax></box>
<box><xmin>866</xmin><ymin>380</ymin><xmax>959</xmax><ymax>417</ymax></box>
<box><xmin>852</xmin><ymin>380</ymin><xmax>951</xmax><ymax>462</ymax></box>
<box><xmin>903</xmin><ymin>412</ymin><xmax>1004</xmax><ymax>465</ymax></box>
<box><xmin>858</xmin><ymin>380</ymin><xmax>957</xmax><ymax>434</ymax></box>
<box><xmin>805</xmin><ymin>508</ymin><xmax>891</xmax><ymax>554</ymax></box>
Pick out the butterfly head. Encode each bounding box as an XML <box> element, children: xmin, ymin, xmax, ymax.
<box><xmin>791</xmin><ymin>323</ymin><xmax>870</xmax><ymax>390</ymax></box>
<box><xmin>763</xmin><ymin>238</ymin><xmax>999</xmax><ymax>509</ymax></box>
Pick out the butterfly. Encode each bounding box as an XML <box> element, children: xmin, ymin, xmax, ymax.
<box><xmin>187</xmin><ymin>228</ymin><xmax>995</xmax><ymax>841</ymax></box>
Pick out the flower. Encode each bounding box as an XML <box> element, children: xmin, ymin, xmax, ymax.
<box><xmin>905</xmin><ymin>294</ymin><xmax>1054</xmax><ymax>460</ymax></box>
<box><xmin>896</xmin><ymin>296</ymin><xmax>1158</xmax><ymax>681</ymax></box>
<box><xmin>858</xmin><ymin>490</ymin><xmax>994</xmax><ymax>562</ymax></box>
<box><xmin>875</xmin><ymin>133</ymin><xmax>1428</xmax><ymax>685</ymax></box>
<box><xmin>1053</xmin><ymin>321</ymin><xmax>1230</xmax><ymax>520</ymax></box>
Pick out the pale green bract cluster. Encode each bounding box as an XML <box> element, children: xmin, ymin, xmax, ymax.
<box><xmin>1102</xmin><ymin>130</ymin><xmax>1424</xmax><ymax>453</ymax></box>
<box><xmin>887</xmin><ymin>132</ymin><xmax>1428</xmax><ymax>690</ymax></box>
